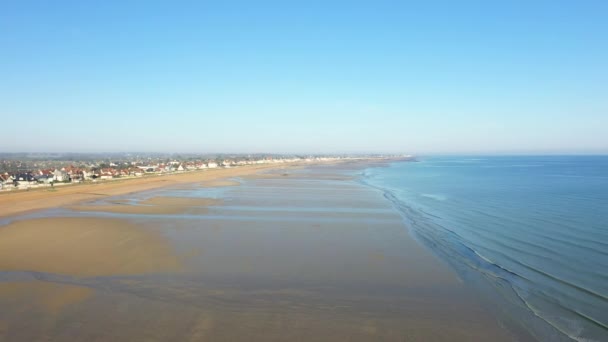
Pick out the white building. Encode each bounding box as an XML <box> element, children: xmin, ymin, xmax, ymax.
<box><xmin>53</xmin><ymin>169</ymin><xmax>70</xmax><ymax>182</ymax></box>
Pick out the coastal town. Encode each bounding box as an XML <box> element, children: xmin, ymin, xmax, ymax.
<box><xmin>0</xmin><ymin>153</ymin><xmax>412</xmax><ymax>192</ymax></box>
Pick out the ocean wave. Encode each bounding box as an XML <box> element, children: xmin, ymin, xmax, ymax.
<box><xmin>358</xmin><ymin>174</ymin><xmax>607</xmax><ymax>341</ymax></box>
<box><xmin>420</xmin><ymin>193</ymin><xmax>447</xmax><ymax>201</ymax></box>
<box><xmin>481</xmin><ymin>164</ymin><xmax>546</xmax><ymax>168</ymax></box>
<box><xmin>392</xmin><ymin>196</ymin><xmax>605</xmax><ymax>340</ymax></box>
<box><xmin>384</xmin><ymin>186</ymin><xmax>607</xmax><ymax>302</ymax></box>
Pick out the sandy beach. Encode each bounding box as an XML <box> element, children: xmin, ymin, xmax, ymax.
<box><xmin>0</xmin><ymin>217</ymin><xmax>181</xmax><ymax>277</ymax></box>
<box><xmin>0</xmin><ymin>162</ymin><xmax>518</xmax><ymax>341</ymax></box>
<box><xmin>0</xmin><ymin>163</ymin><xmax>291</xmax><ymax>219</ymax></box>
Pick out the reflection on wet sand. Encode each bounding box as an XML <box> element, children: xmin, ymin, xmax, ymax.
<box><xmin>0</xmin><ymin>281</ymin><xmax>92</xmax><ymax>314</ymax></box>
<box><xmin>140</xmin><ymin>196</ymin><xmax>222</xmax><ymax>207</ymax></box>
<box><xmin>0</xmin><ymin>165</ymin><xmax>518</xmax><ymax>341</ymax></box>
<box><xmin>69</xmin><ymin>196</ymin><xmax>222</xmax><ymax>215</ymax></box>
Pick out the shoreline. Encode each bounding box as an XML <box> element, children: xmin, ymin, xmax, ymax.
<box><xmin>0</xmin><ymin>163</ymin><xmax>294</xmax><ymax>219</ymax></box>
<box><xmin>358</xmin><ymin>159</ymin><xmax>585</xmax><ymax>342</ymax></box>
<box><xmin>0</xmin><ymin>157</ymin><xmax>518</xmax><ymax>341</ymax></box>
<box><xmin>0</xmin><ymin>158</ymin><xmax>409</xmax><ymax>219</ymax></box>
<box><xmin>358</xmin><ymin>167</ymin><xmax>540</xmax><ymax>341</ymax></box>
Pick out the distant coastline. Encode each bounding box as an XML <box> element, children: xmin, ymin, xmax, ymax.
<box><xmin>0</xmin><ymin>156</ymin><xmax>411</xmax><ymax>219</ymax></box>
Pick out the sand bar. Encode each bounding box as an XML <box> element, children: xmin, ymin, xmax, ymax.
<box><xmin>70</xmin><ymin>196</ymin><xmax>222</xmax><ymax>215</ymax></box>
<box><xmin>140</xmin><ymin>196</ymin><xmax>222</xmax><ymax>207</ymax></box>
<box><xmin>0</xmin><ymin>217</ymin><xmax>181</xmax><ymax>276</ymax></box>
<box><xmin>200</xmin><ymin>180</ymin><xmax>241</xmax><ymax>187</ymax></box>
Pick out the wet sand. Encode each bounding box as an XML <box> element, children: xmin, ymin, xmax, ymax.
<box><xmin>0</xmin><ymin>163</ymin><xmax>517</xmax><ymax>341</ymax></box>
<box><xmin>0</xmin><ymin>217</ymin><xmax>181</xmax><ymax>276</ymax></box>
<box><xmin>70</xmin><ymin>196</ymin><xmax>222</xmax><ymax>215</ymax></box>
<box><xmin>200</xmin><ymin>180</ymin><xmax>241</xmax><ymax>187</ymax></box>
<box><xmin>0</xmin><ymin>281</ymin><xmax>93</xmax><ymax>314</ymax></box>
<box><xmin>140</xmin><ymin>197</ymin><xmax>222</xmax><ymax>206</ymax></box>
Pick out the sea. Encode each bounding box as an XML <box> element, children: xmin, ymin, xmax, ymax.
<box><xmin>360</xmin><ymin>156</ymin><xmax>608</xmax><ymax>342</ymax></box>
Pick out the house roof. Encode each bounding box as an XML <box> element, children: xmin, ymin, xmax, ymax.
<box><xmin>39</xmin><ymin>169</ymin><xmax>54</xmax><ymax>175</ymax></box>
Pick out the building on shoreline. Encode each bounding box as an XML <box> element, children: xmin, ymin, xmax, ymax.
<box><xmin>0</xmin><ymin>154</ymin><xmax>414</xmax><ymax>192</ymax></box>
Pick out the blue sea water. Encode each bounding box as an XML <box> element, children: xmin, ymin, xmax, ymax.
<box><xmin>361</xmin><ymin>156</ymin><xmax>608</xmax><ymax>342</ymax></box>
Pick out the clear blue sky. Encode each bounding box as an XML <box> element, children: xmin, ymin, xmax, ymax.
<box><xmin>1</xmin><ymin>1</ymin><xmax>607</xmax><ymax>154</ymax></box>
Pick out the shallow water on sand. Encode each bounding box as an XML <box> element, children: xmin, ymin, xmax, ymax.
<box><xmin>0</xmin><ymin>166</ymin><xmax>517</xmax><ymax>341</ymax></box>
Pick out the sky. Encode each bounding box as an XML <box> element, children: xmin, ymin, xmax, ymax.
<box><xmin>1</xmin><ymin>1</ymin><xmax>607</xmax><ymax>154</ymax></box>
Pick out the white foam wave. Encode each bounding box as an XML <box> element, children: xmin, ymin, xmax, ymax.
<box><xmin>420</xmin><ymin>193</ymin><xmax>447</xmax><ymax>201</ymax></box>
